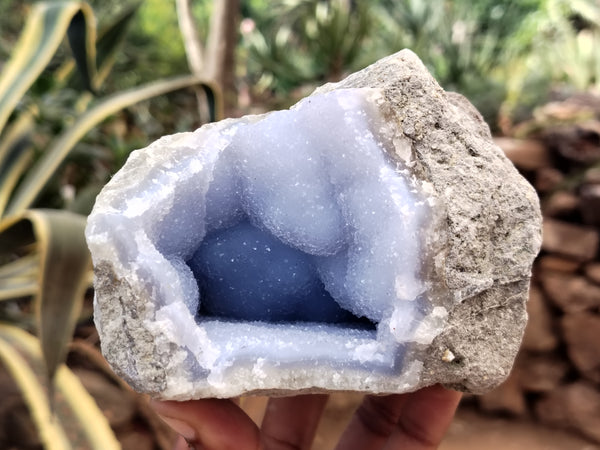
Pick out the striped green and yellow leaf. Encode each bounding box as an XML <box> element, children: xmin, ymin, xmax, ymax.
<box><xmin>0</xmin><ymin>108</ymin><xmax>37</xmax><ymax>218</ymax></box>
<box><xmin>0</xmin><ymin>210</ymin><xmax>91</xmax><ymax>382</ymax></box>
<box><xmin>0</xmin><ymin>323</ymin><xmax>120</xmax><ymax>450</ymax></box>
<box><xmin>0</xmin><ymin>1</ymin><xmax>96</xmax><ymax>132</ymax></box>
<box><xmin>6</xmin><ymin>77</ymin><xmax>220</xmax><ymax>216</ymax></box>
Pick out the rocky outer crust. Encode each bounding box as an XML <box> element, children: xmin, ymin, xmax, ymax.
<box><xmin>93</xmin><ymin>262</ymin><xmax>168</xmax><ymax>394</ymax></box>
<box><xmin>91</xmin><ymin>49</ymin><xmax>542</xmax><ymax>397</ymax></box>
<box><xmin>316</xmin><ymin>50</ymin><xmax>542</xmax><ymax>392</ymax></box>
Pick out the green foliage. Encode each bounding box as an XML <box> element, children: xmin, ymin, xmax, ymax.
<box><xmin>0</xmin><ymin>323</ymin><xmax>120</xmax><ymax>449</ymax></box>
<box><xmin>376</xmin><ymin>0</ymin><xmax>539</xmax><ymax>83</ymax></box>
<box><xmin>0</xmin><ymin>1</ymin><xmax>598</xmax><ymax>446</ymax></box>
<box><xmin>242</xmin><ymin>0</ymin><xmax>600</xmax><ymax>128</ymax></box>
<box><xmin>241</xmin><ymin>0</ymin><xmax>546</xmax><ymax>123</ymax></box>
<box><xmin>373</xmin><ymin>0</ymin><xmax>549</xmax><ymax>126</ymax></box>
<box><xmin>0</xmin><ymin>2</ymin><xmax>29</xmax><ymax>62</ymax></box>
<box><xmin>527</xmin><ymin>0</ymin><xmax>600</xmax><ymax>90</ymax></box>
<box><xmin>103</xmin><ymin>0</ymin><xmax>213</xmax><ymax>89</ymax></box>
<box><xmin>119</xmin><ymin>0</ymin><xmax>189</xmax><ymax>85</ymax></box>
<box><xmin>243</xmin><ymin>0</ymin><xmax>373</xmax><ymax>93</ymax></box>
<box><xmin>0</xmin><ymin>2</ymin><xmax>219</xmax><ymax>447</ymax></box>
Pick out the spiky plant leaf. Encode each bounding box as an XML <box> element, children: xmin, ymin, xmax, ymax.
<box><xmin>66</xmin><ymin>7</ymin><xmax>98</xmax><ymax>92</ymax></box>
<box><xmin>0</xmin><ymin>324</ymin><xmax>71</xmax><ymax>449</ymax></box>
<box><xmin>0</xmin><ymin>1</ymin><xmax>96</xmax><ymax>132</ymax></box>
<box><xmin>5</xmin><ymin>78</ymin><xmax>220</xmax><ymax>216</ymax></box>
<box><xmin>0</xmin><ymin>210</ymin><xmax>91</xmax><ymax>383</ymax></box>
<box><xmin>0</xmin><ymin>109</ymin><xmax>36</xmax><ymax>218</ymax></box>
<box><xmin>94</xmin><ymin>2</ymin><xmax>141</xmax><ymax>87</ymax></box>
<box><xmin>60</xmin><ymin>2</ymin><xmax>142</xmax><ymax>91</ymax></box>
<box><xmin>0</xmin><ymin>323</ymin><xmax>120</xmax><ymax>449</ymax></box>
<box><xmin>0</xmin><ymin>254</ymin><xmax>39</xmax><ymax>301</ymax></box>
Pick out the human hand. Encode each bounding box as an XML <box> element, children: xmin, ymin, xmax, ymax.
<box><xmin>150</xmin><ymin>385</ymin><xmax>462</xmax><ymax>450</ymax></box>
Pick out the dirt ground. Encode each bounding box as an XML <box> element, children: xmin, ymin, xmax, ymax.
<box><xmin>441</xmin><ymin>407</ymin><xmax>599</xmax><ymax>450</ymax></box>
<box><xmin>241</xmin><ymin>394</ymin><xmax>600</xmax><ymax>450</ymax></box>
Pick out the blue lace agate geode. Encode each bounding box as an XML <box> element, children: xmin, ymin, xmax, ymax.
<box><xmin>86</xmin><ymin>50</ymin><xmax>542</xmax><ymax>399</ymax></box>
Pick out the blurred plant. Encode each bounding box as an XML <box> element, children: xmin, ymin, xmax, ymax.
<box><xmin>371</xmin><ymin>0</ymin><xmax>548</xmax><ymax>128</ymax></box>
<box><xmin>242</xmin><ymin>0</ymin><xmax>373</xmax><ymax>94</ymax></box>
<box><xmin>241</xmin><ymin>0</ymin><xmax>600</xmax><ymax>129</ymax></box>
<box><xmin>239</xmin><ymin>0</ymin><xmax>548</xmax><ymax>124</ymax></box>
<box><xmin>114</xmin><ymin>0</ymin><xmax>190</xmax><ymax>88</ymax></box>
<box><xmin>487</xmin><ymin>0</ymin><xmax>600</xmax><ymax>131</ymax></box>
<box><xmin>176</xmin><ymin>0</ymin><xmax>240</xmax><ymax>113</ymax></box>
<box><xmin>0</xmin><ymin>2</ymin><xmax>219</xmax><ymax>447</ymax></box>
<box><xmin>530</xmin><ymin>0</ymin><xmax>600</xmax><ymax>92</ymax></box>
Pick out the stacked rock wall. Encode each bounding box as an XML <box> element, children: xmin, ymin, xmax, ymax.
<box><xmin>478</xmin><ymin>95</ymin><xmax>600</xmax><ymax>443</ymax></box>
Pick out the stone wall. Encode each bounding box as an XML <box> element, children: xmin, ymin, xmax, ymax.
<box><xmin>476</xmin><ymin>94</ymin><xmax>600</xmax><ymax>443</ymax></box>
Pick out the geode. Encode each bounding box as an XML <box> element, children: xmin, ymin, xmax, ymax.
<box><xmin>86</xmin><ymin>50</ymin><xmax>542</xmax><ymax>400</ymax></box>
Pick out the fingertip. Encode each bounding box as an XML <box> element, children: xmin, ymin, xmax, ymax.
<box><xmin>150</xmin><ymin>399</ymin><xmax>198</xmax><ymax>442</ymax></box>
<box><xmin>149</xmin><ymin>398</ymin><xmax>185</xmax><ymax>418</ymax></box>
<box><xmin>261</xmin><ymin>394</ymin><xmax>328</xmax><ymax>449</ymax></box>
<box><xmin>387</xmin><ymin>385</ymin><xmax>462</xmax><ymax>449</ymax></box>
<box><xmin>412</xmin><ymin>384</ymin><xmax>463</xmax><ymax>409</ymax></box>
<box><xmin>150</xmin><ymin>398</ymin><xmax>261</xmax><ymax>450</ymax></box>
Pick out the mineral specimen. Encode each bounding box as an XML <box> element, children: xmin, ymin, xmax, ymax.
<box><xmin>86</xmin><ymin>50</ymin><xmax>542</xmax><ymax>400</ymax></box>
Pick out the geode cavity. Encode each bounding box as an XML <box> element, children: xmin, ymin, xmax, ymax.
<box><xmin>86</xmin><ymin>50</ymin><xmax>542</xmax><ymax>399</ymax></box>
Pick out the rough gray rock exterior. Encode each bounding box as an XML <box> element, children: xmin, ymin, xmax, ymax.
<box><xmin>316</xmin><ymin>50</ymin><xmax>541</xmax><ymax>393</ymax></box>
<box><xmin>89</xmin><ymin>50</ymin><xmax>542</xmax><ymax>398</ymax></box>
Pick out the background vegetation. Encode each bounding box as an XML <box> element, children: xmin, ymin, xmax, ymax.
<box><xmin>0</xmin><ymin>0</ymin><xmax>599</xmax><ymax>448</ymax></box>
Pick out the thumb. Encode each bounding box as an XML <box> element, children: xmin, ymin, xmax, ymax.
<box><xmin>150</xmin><ymin>398</ymin><xmax>260</xmax><ymax>450</ymax></box>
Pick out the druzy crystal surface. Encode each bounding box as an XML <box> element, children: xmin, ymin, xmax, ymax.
<box><xmin>87</xmin><ymin>50</ymin><xmax>542</xmax><ymax>399</ymax></box>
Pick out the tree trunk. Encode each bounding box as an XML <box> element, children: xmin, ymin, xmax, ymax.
<box><xmin>205</xmin><ymin>0</ymin><xmax>240</xmax><ymax>116</ymax></box>
<box><xmin>175</xmin><ymin>0</ymin><xmax>204</xmax><ymax>76</ymax></box>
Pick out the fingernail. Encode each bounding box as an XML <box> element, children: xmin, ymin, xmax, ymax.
<box><xmin>158</xmin><ymin>415</ymin><xmax>197</xmax><ymax>442</ymax></box>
